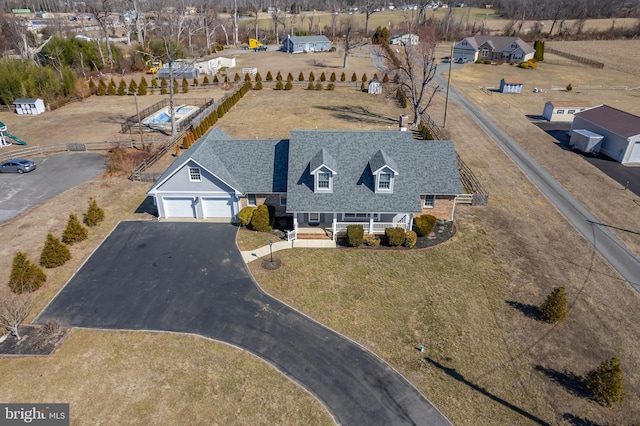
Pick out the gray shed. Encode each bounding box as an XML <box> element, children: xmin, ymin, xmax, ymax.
<box><xmin>368</xmin><ymin>80</ymin><xmax>382</xmax><ymax>95</ymax></box>
<box><xmin>282</xmin><ymin>35</ymin><xmax>331</xmax><ymax>53</ymax></box>
<box><xmin>499</xmin><ymin>78</ymin><xmax>523</xmax><ymax>94</ymax></box>
<box><xmin>157</xmin><ymin>67</ymin><xmax>200</xmax><ymax>80</ymax></box>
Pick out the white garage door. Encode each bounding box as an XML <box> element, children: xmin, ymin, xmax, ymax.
<box><xmin>629</xmin><ymin>142</ymin><xmax>640</xmax><ymax>163</ymax></box>
<box><xmin>202</xmin><ymin>197</ymin><xmax>234</xmax><ymax>219</ymax></box>
<box><xmin>163</xmin><ymin>197</ymin><xmax>196</xmax><ymax>218</ymax></box>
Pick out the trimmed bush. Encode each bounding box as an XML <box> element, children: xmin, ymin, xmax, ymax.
<box><xmin>138</xmin><ymin>78</ymin><xmax>147</xmax><ymax>95</ymax></box>
<box><xmin>203</xmin><ymin>75</ymin><xmax>210</xmax><ymax>85</ymax></box>
<box><xmin>308</xmin><ymin>71</ymin><xmax>315</xmax><ymax>82</ymax></box>
<box><xmin>250</xmin><ymin>204</ymin><xmax>272</xmax><ymax>232</ymax></box>
<box><xmin>97</xmin><ymin>79</ymin><xmax>106</xmax><ymax>96</ymax></box>
<box><xmin>254</xmin><ymin>80</ymin><xmax>263</xmax><ymax>90</ymax></box>
<box><xmin>363</xmin><ymin>235</ymin><xmax>381</xmax><ymax>246</ymax></box>
<box><xmin>320</xmin><ymin>72</ymin><xmax>326</xmax><ymax>81</ymax></box>
<box><xmin>40</xmin><ymin>233</ymin><xmax>71</xmax><ymax>268</ymax></box>
<box><xmin>107</xmin><ymin>78</ymin><xmax>117</xmax><ymax>95</ymax></box>
<box><xmin>351</xmin><ymin>72</ymin><xmax>358</xmax><ymax>82</ymax></box>
<box><xmin>382</xmin><ymin>73</ymin><xmax>389</xmax><ymax>83</ymax></box>
<box><xmin>88</xmin><ymin>79</ymin><xmax>97</xmax><ymax>94</ymax></box>
<box><xmin>284</xmin><ymin>80</ymin><xmax>293</xmax><ymax>90</ymax></box>
<box><xmin>361</xmin><ymin>73</ymin><xmax>368</xmax><ymax>82</ymax></box>
<box><xmin>307</xmin><ymin>81</ymin><xmax>315</xmax><ymax>90</ymax></box>
<box><xmin>83</xmin><ymin>197</ymin><xmax>105</xmax><ymax>227</ymax></box>
<box><xmin>287</xmin><ymin>72</ymin><xmax>293</xmax><ymax>81</ymax></box>
<box><xmin>62</xmin><ymin>213</ymin><xmax>88</xmax><ymax>245</ymax></box>
<box><xmin>346</xmin><ymin>225</ymin><xmax>364</xmax><ymax>247</ymax></box>
<box><xmin>234</xmin><ymin>72</ymin><xmax>241</xmax><ymax>82</ymax></box>
<box><xmin>193</xmin><ymin>77</ymin><xmax>199</xmax><ymax>86</ymax></box>
<box><xmin>244</xmin><ymin>73</ymin><xmax>251</xmax><ymax>82</ymax></box>
<box><xmin>298</xmin><ymin>72</ymin><xmax>305</xmax><ymax>81</ymax></box>
<box><xmin>9</xmin><ymin>251</ymin><xmax>46</xmax><ymax>294</ymax></box>
<box><xmin>340</xmin><ymin>72</ymin><xmax>346</xmax><ymax>82</ymax></box>
<box><xmin>327</xmin><ymin>83</ymin><xmax>335</xmax><ymax>91</ymax></box>
<box><xmin>255</xmin><ymin>72</ymin><xmax>262</xmax><ymax>82</ymax></box>
<box><xmin>540</xmin><ymin>287</ymin><xmax>568</xmax><ymax>323</ymax></box>
<box><xmin>238</xmin><ymin>206</ymin><xmax>254</xmax><ymax>227</ymax></box>
<box><xmin>483</xmin><ymin>59</ymin><xmax>492</xmax><ymax>64</ymax></box>
<box><xmin>117</xmin><ymin>79</ymin><xmax>127</xmax><ymax>95</ymax></box>
<box><xmin>266</xmin><ymin>71</ymin><xmax>273</xmax><ymax>81</ymax></box>
<box><xmin>315</xmin><ymin>82</ymin><xmax>323</xmax><ymax>91</ymax></box>
<box><xmin>182</xmin><ymin>77</ymin><xmax>189</xmax><ymax>93</ymax></box>
<box><xmin>404</xmin><ymin>230</ymin><xmax>417</xmax><ymax>248</ymax></box>
<box><xmin>275</xmin><ymin>80</ymin><xmax>284</xmax><ymax>90</ymax></box>
<box><xmin>360</xmin><ymin>82</ymin><xmax>365</xmax><ymax>91</ymax></box>
<box><xmin>128</xmin><ymin>79</ymin><xmax>138</xmax><ymax>94</ymax></box>
<box><xmin>385</xmin><ymin>227</ymin><xmax>406</xmax><ymax>246</ymax></box>
<box><xmin>330</xmin><ymin>72</ymin><xmax>336</xmax><ymax>82</ymax></box>
<box><xmin>566</xmin><ymin>83</ymin><xmax>573</xmax><ymax>91</ymax></box>
<box><xmin>414</xmin><ymin>214</ymin><xmax>437</xmax><ymax>237</ymax></box>
<box><xmin>586</xmin><ymin>357</ymin><xmax>626</xmax><ymax>406</ymax></box>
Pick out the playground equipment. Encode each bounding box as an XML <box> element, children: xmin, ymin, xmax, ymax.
<box><xmin>0</xmin><ymin>122</ymin><xmax>28</xmax><ymax>147</ymax></box>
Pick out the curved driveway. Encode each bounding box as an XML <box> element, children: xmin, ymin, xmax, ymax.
<box><xmin>37</xmin><ymin>222</ymin><xmax>450</xmax><ymax>425</ymax></box>
<box><xmin>0</xmin><ymin>153</ymin><xmax>106</xmax><ymax>224</ymax></box>
<box><xmin>433</xmin><ymin>72</ymin><xmax>640</xmax><ymax>292</ymax></box>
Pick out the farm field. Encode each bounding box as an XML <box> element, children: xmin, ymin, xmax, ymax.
<box><xmin>546</xmin><ymin>39</ymin><xmax>640</xmax><ymax>76</ymax></box>
<box><xmin>0</xmin><ymin>40</ymin><xmax>639</xmax><ymax>425</ymax></box>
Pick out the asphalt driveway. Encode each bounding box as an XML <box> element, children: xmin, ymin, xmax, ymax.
<box><xmin>37</xmin><ymin>222</ymin><xmax>449</xmax><ymax>425</ymax></box>
<box><xmin>0</xmin><ymin>153</ymin><xmax>106</xmax><ymax>224</ymax></box>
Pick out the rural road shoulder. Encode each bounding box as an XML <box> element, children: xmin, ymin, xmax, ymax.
<box><xmin>433</xmin><ymin>71</ymin><xmax>640</xmax><ymax>292</ymax></box>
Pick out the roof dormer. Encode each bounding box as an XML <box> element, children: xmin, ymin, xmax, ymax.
<box><xmin>369</xmin><ymin>149</ymin><xmax>399</xmax><ymax>194</ymax></box>
<box><xmin>310</xmin><ymin>148</ymin><xmax>337</xmax><ymax>193</ymax></box>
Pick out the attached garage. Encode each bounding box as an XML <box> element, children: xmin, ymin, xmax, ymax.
<box><xmin>163</xmin><ymin>197</ymin><xmax>196</xmax><ymax>218</ymax></box>
<box><xmin>202</xmin><ymin>197</ymin><xmax>235</xmax><ymax>219</ymax></box>
<box><xmin>629</xmin><ymin>142</ymin><xmax>640</xmax><ymax>164</ymax></box>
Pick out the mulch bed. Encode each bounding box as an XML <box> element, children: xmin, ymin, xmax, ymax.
<box><xmin>0</xmin><ymin>325</ymin><xmax>69</xmax><ymax>356</ymax></box>
<box><xmin>261</xmin><ymin>257</ymin><xmax>282</xmax><ymax>270</ymax></box>
<box><xmin>335</xmin><ymin>221</ymin><xmax>457</xmax><ymax>250</ymax></box>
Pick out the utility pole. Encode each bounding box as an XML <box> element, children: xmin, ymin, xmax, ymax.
<box><xmin>443</xmin><ymin>42</ymin><xmax>453</xmax><ymax>128</ymax></box>
<box><xmin>169</xmin><ymin>63</ymin><xmax>176</xmax><ymax>137</ymax></box>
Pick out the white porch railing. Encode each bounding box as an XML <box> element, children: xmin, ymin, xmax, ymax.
<box><xmin>286</xmin><ymin>229</ymin><xmax>297</xmax><ymax>241</ymax></box>
<box><xmin>332</xmin><ymin>221</ymin><xmax>410</xmax><ymax>240</ymax></box>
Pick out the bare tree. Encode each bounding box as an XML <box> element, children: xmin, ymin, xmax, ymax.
<box><xmin>0</xmin><ymin>294</ymin><xmax>32</xmax><ymax>341</ymax></box>
<box><xmin>89</xmin><ymin>0</ymin><xmax>115</xmax><ymax>66</ymax></box>
<box><xmin>377</xmin><ymin>27</ymin><xmax>439</xmax><ymax>127</ymax></box>
<box><xmin>341</xmin><ymin>17</ymin><xmax>367</xmax><ymax>69</ymax></box>
<box><xmin>363</xmin><ymin>0</ymin><xmax>379</xmax><ymax>36</ymax></box>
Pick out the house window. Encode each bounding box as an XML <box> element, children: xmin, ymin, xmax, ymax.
<box><xmin>343</xmin><ymin>213</ymin><xmax>379</xmax><ymax>220</ymax></box>
<box><xmin>280</xmin><ymin>195</ymin><xmax>287</xmax><ymax>206</ymax></box>
<box><xmin>318</xmin><ymin>172</ymin><xmax>330</xmax><ymax>189</ymax></box>
<box><xmin>557</xmin><ymin>109</ymin><xmax>565</xmax><ymax>114</ymax></box>
<box><xmin>188</xmin><ymin>167</ymin><xmax>201</xmax><ymax>182</ymax></box>
<box><xmin>481</xmin><ymin>48</ymin><xmax>489</xmax><ymax>58</ymax></box>
<box><xmin>568</xmin><ymin>109</ymin><xmax>576</xmax><ymax>114</ymax></box>
<box><xmin>247</xmin><ymin>194</ymin><xmax>257</xmax><ymax>206</ymax></box>
<box><xmin>308</xmin><ymin>212</ymin><xmax>320</xmax><ymax>223</ymax></box>
<box><xmin>378</xmin><ymin>173</ymin><xmax>391</xmax><ymax>190</ymax></box>
<box><xmin>424</xmin><ymin>195</ymin><xmax>435</xmax><ymax>208</ymax></box>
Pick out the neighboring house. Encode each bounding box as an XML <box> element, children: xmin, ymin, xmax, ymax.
<box><xmin>194</xmin><ymin>57</ymin><xmax>236</xmax><ymax>75</ymax></box>
<box><xmin>35</xmin><ymin>11</ymin><xmax>55</xmax><ymax>19</ymax></box>
<box><xmin>148</xmin><ymin>129</ymin><xmax>463</xmax><ymax>240</ymax></box>
<box><xmin>499</xmin><ymin>78</ymin><xmax>523</xmax><ymax>94</ymax></box>
<box><xmin>282</xmin><ymin>35</ymin><xmax>331</xmax><ymax>53</ymax></box>
<box><xmin>368</xmin><ymin>79</ymin><xmax>382</xmax><ymax>94</ymax></box>
<box><xmin>390</xmin><ymin>33</ymin><xmax>419</xmax><ymax>46</ymax></box>
<box><xmin>157</xmin><ymin>66</ymin><xmax>200</xmax><ymax>80</ymax></box>
<box><xmin>14</xmin><ymin>98</ymin><xmax>45</xmax><ymax>115</ymax></box>
<box><xmin>570</xmin><ymin>105</ymin><xmax>640</xmax><ymax>165</ymax></box>
<box><xmin>542</xmin><ymin>101</ymin><xmax>595</xmax><ymax>122</ymax></box>
<box><xmin>453</xmin><ymin>36</ymin><xmax>534</xmax><ymax>63</ymax></box>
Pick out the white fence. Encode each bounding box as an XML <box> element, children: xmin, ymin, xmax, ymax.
<box><xmin>332</xmin><ymin>220</ymin><xmax>410</xmax><ymax>241</ymax></box>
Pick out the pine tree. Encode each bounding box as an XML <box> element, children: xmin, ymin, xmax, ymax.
<box><xmin>40</xmin><ymin>233</ymin><xmax>71</xmax><ymax>268</ymax></box>
<box><xmin>382</xmin><ymin>73</ymin><xmax>389</xmax><ymax>83</ymax></box>
<box><xmin>128</xmin><ymin>79</ymin><xmax>138</xmax><ymax>94</ymax></box>
<box><xmin>340</xmin><ymin>72</ymin><xmax>346</xmax><ymax>82</ymax></box>
<box><xmin>244</xmin><ymin>73</ymin><xmax>251</xmax><ymax>82</ymax></box>
<box><xmin>298</xmin><ymin>72</ymin><xmax>304</xmax><ymax>81</ymax></box>
<box><xmin>284</xmin><ymin>80</ymin><xmax>293</xmax><ymax>90</ymax></box>
<box><xmin>182</xmin><ymin>77</ymin><xmax>189</xmax><ymax>93</ymax></box>
<box><xmin>107</xmin><ymin>78</ymin><xmax>117</xmax><ymax>95</ymax></box>
<box><xmin>351</xmin><ymin>72</ymin><xmax>358</xmax><ymax>82</ymax></box>
<box><xmin>540</xmin><ymin>287</ymin><xmax>568</xmax><ymax>323</ymax></box>
<box><xmin>203</xmin><ymin>75</ymin><xmax>210</xmax><ymax>85</ymax></box>
<box><xmin>255</xmin><ymin>72</ymin><xmax>262</xmax><ymax>82</ymax></box>
<box><xmin>320</xmin><ymin>72</ymin><xmax>326</xmax><ymax>81</ymax></box>
<box><xmin>9</xmin><ymin>252</ymin><xmax>46</xmax><ymax>293</ymax></box>
<box><xmin>254</xmin><ymin>80</ymin><xmax>263</xmax><ymax>90</ymax></box>
<box><xmin>234</xmin><ymin>72</ymin><xmax>241</xmax><ymax>82</ymax></box>
<box><xmin>117</xmin><ymin>79</ymin><xmax>127</xmax><ymax>95</ymax></box>
<box><xmin>84</xmin><ymin>197</ymin><xmax>105</xmax><ymax>227</ymax></box>
<box><xmin>138</xmin><ymin>81</ymin><xmax>147</xmax><ymax>95</ymax></box>
<box><xmin>330</xmin><ymin>72</ymin><xmax>336</xmax><ymax>82</ymax></box>
<box><xmin>586</xmin><ymin>357</ymin><xmax>626</xmax><ymax>406</ymax></box>
<box><xmin>266</xmin><ymin>71</ymin><xmax>273</xmax><ymax>81</ymax></box>
<box><xmin>307</xmin><ymin>81</ymin><xmax>315</xmax><ymax>90</ymax></box>
<box><xmin>315</xmin><ymin>82</ymin><xmax>323</xmax><ymax>90</ymax></box>
<box><xmin>193</xmin><ymin>77</ymin><xmax>199</xmax><ymax>86</ymax></box>
<box><xmin>327</xmin><ymin>83</ymin><xmax>335</xmax><ymax>91</ymax></box>
<box><xmin>62</xmin><ymin>213</ymin><xmax>88</xmax><ymax>245</ymax></box>
<box><xmin>361</xmin><ymin>73</ymin><xmax>368</xmax><ymax>82</ymax></box>
<box><xmin>287</xmin><ymin>72</ymin><xmax>293</xmax><ymax>81</ymax></box>
<box><xmin>309</xmin><ymin>71</ymin><xmax>315</xmax><ymax>82</ymax></box>
<box><xmin>213</xmin><ymin>74</ymin><xmax>219</xmax><ymax>83</ymax></box>
<box><xmin>151</xmin><ymin>78</ymin><xmax>158</xmax><ymax>88</ymax></box>
<box><xmin>276</xmin><ymin>80</ymin><xmax>284</xmax><ymax>90</ymax></box>
<box><xmin>97</xmin><ymin>79</ymin><xmax>107</xmax><ymax>96</ymax></box>
<box><xmin>88</xmin><ymin>80</ymin><xmax>97</xmax><ymax>94</ymax></box>
<box><xmin>172</xmin><ymin>78</ymin><xmax>179</xmax><ymax>94</ymax></box>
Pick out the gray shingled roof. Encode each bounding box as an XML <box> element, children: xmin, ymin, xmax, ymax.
<box><xmin>463</xmin><ymin>36</ymin><xmax>534</xmax><ymax>54</ymax></box>
<box><xmin>286</xmin><ymin>130</ymin><xmax>461</xmax><ymax>214</ymax></box>
<box><xmin>310</xmin><ymin>148</ymin><xmax>338</xmax><ymax>173</ymax></box>
<box><xmin>287</xmin><ymin>35</ymin><xmax>330</xmax><ymax>44</ymax></box>
<box><xmin>369</xmin><ymin>149</ymin><xmax>398</xmax><ymax>173</ymax></box>
<box><xmin>148</xmin><ymin>127</ymin><xmax>288</xmax><ymax>194</ymax></box>
<box><xmin>575</xmin><ymin>105</ymin><xmax>640</xmax><ymax>138</ymax></box>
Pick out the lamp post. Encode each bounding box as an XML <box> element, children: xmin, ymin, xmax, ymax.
<box><xmin>269</xmin><ymin>240</ymin><xmax>273</xmax><ymax>263</ymax></box>
<box><xmin>443</xmin><ymin>42</ymin><xmax>454</xmax><ymax>129</ymax></box>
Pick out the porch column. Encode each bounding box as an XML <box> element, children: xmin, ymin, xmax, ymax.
<box><xmin>332</xmin><ymin>213</ymin><xmax>337</xmax><ymax>241</ymax></box>
<box><xmin>408</xmin><ymin>214</ymin><xmax>414</xmax><ymax>231</ymax></box>
<box><xmin>369</xmin><ymin>214</ymin><xmax>374</xmax><ymax>234</ymax></box>
<box><xmin>293</xmin><ymin>214</ymin><xmax>298</xmax><ymax>232</ymax></box>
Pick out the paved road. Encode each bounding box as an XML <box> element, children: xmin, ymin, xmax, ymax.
<box><xmin>0</xmin><ymin>153</ymin><xmax>105</xmax><ymax>224</ymax></box>
<box><xmin>434</xmin><ymin>72</ymin><xmax>640</xmax><ymax>292</ymax></box>
<box><xmin>37</xmin><ymin>222</ymin><xmax>451</xmax><ymax>425</ymax></box>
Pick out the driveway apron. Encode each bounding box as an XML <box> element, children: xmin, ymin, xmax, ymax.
<box><xmin>37</xmin><ymin>222</ymin><xmax>449</xmax><ymax>425</ymax></box>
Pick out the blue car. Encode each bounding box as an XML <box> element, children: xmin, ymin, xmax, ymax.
<box><xmin>0</xmin><ymin>158</ymin><xmax>36</xmax><ymax>173</ymax></box>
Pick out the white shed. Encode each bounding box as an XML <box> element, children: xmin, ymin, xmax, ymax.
<box><xmin>390</xmin><ymin>33</ymin><xmax>419</xmax><ymax>46</ymax></box>
<box><xmin>499</xmin><ymin>78</ymin><xmax>522</xmax><ymax>94</ymax></box>
<box><xmin>368</xmin><ymin>79</ymin><xmax>382</xmax><ymax>95</ymax></box>
<box><xmin>542</xmin><ymin>101</ymin><xmax>594</xmax><ymax>122</ymax></box>
<box><xmin>14</xmin><ymin>98</ymin><xmax>46</xmax><ymax>115</ymax></box>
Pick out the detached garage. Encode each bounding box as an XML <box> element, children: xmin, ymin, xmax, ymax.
<box><xmin>570</xmin><ymin>105</ymin><xmax>640</xmax><ymax>166</ymax></box>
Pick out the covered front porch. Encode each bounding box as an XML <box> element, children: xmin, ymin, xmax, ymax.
<box><xmin>288</xmin><ymin>212</ymin><xmax>413</xmax><ymax>241</ymax></box>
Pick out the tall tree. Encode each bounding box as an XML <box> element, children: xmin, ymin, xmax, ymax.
<box><xmin>377</xmin><ymin>27</ymin><xmax>439</xmax><ymax>127</ymax></box>
<box><xmin>341</xmin><ymin>17</ymin><xmax>367</xmax><ymax>69</ymax></box>
<box><xmin>89</xmin><ymin>0</ymin><xmax>114</xmax><ymax>66</ymax></box>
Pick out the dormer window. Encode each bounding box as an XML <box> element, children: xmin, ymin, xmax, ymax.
<box><xmin>378</xmin><ymin>173</ymin><xmax>391</xmax><ymax>190</ymax></box>
<box><xmin>318</xmin><ymin>172</ymin><xmax>330</xmax><ymax>189</ymax></box>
